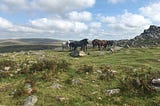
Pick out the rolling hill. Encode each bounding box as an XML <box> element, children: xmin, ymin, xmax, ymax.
<box><xmin>0</xmin><ymin>38</ymin><xmax>62</xmax><ymax>46</ymax></box>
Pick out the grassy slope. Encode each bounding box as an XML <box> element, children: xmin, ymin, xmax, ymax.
<box><xmin>0</xmin><ymin>47</ymin><xmax>160</xmax><ymax>106</ymax></box>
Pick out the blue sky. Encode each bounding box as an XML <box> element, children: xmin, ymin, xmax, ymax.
<box><xmin>0</xmin><ymin>0</ymin><xmax>160</xmax><ymax>40</ymax></box>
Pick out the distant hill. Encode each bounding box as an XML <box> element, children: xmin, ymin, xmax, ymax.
<box><xmin>0</xmin><ymin>38</ymin><xmax>63</xmax><ymax>53</ymax></box>
<box><xmin>0</xmin><ymin>38</ymin><xmax>63</xmax><ymax>46</ymax></box>
<box><xmin>117</xmin><ymin>25</ymin><xmax>160</xmax><ymax>47</ymax></box>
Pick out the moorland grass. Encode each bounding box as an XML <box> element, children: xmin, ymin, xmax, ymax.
<box><xmin>0</xmin><ymin>47</ymin><xmax>160</xmax><ymax>106</ymax></box>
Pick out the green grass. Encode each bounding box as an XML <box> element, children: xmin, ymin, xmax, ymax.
<box><xmin>0</xmin><ymin>47</ymin><xmax>160</xmax><ymax>106</ymax></box>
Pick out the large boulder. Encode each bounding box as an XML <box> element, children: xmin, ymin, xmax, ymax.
<box><xmin>70</xmin><ymin>50</ymin><xmax>86</xmax><ymax>57</ymax></box>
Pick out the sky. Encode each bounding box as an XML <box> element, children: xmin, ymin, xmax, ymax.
<box><xmin>0</xmin><ymin>0</ymin><xmax>160</xmax><ymax>40</ymax></box>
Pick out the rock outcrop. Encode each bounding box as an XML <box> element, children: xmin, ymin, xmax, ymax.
<box><xmin>116</xmin><ymin>25</ymin><xmax>160</xmax><ymax>47</ymax></box>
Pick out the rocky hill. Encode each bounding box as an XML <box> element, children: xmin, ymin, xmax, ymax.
<box><xmin>117</xmin><ymin>25</ymin><xmax>160</xmax><ymax>47</ymax></box>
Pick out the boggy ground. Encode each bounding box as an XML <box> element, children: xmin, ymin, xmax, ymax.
<box><xmin>0</xmin><ymin>47</ymin><xmax>160</xmax><ymax>106</ymax></box>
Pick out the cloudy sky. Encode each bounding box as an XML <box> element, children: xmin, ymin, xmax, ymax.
<box><xmin>0</xmin><ymin>0</ymin><xmax>160</xmax><ymax>40</ymax></box>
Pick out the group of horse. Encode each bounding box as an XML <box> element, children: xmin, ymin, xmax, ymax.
<box><xmin>92</xmin><ymin>39</ymin><xmax>114</xmax><ymax>50</ymax></box>
<box><xmin>62</xmin><ymin>39</ymin><xmax>114</xmax><ymax>51</ymax></box>
<box><xmin>62</xmin><ymin>39</ymin><xmax>88</xmax><ymax>51</ymax></box>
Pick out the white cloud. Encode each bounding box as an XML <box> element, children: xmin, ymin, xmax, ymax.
<box><xmin>0</xmin><ymin>0</ymin><xmax>95</xmax><ymax>14</ymax></box>
<box><xmin>139</xmin><ymin>2</ymin><xmax>160</xmax><ymax>23</ymax></box>
<box><xmin>98</xmin><ymin>15</ymin><xmax>116</xmax><ymax>23</ymax></box>
<box><xmin>0</xmin><ymin>0</ymin><xmax>30</xmax><ymax>13</ymax></box>
<box><xmin>0</xmin><ymin>17</ymin><xmax>55</xmax><ymax>35</ymax></box>
<box><xmin>98</xmin><ymin>11</ymin><xmax>151</xmax><ymax>38</ymax></box>
<box><xmin>89</xmin><ymin>22</ymin><xmax>102</xmax><ymax>28</ymax></box>
<box><xmin>68</xmin><ymin>11</ymin><xmax>92</xmax><ymax>21</ymax></box>
<box><xmin>0</xmin><ymin>16</ymin><xmax>90</xmax><ymax>39</ymax></box>
<box><xmin>107</xmin><ymin>0</ymin><xmax>125</xmax><ymax>4</ymax></box>
<box><xmin>33</xmin><ymin>0</ymin><xmax>95</xmax><ymax>13</ymax></box>
<box><xmin>0</xmin><ymin>17</ymin><xmax>13</xmax><ymax>29</ymax></box>
<box><xmin>29</xmin><ymin>18</ymin><xmax>88</xmax><ymax>32</ymax></box>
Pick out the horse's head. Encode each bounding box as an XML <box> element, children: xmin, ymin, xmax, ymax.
<box><xmin>83</xmin><ymin>39</ymin><xmax>89</xmax><ymax>44</ymax></box>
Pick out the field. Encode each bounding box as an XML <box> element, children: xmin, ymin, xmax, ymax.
<box><xmin>0</xmin><ymin>46</ymin><xmax>160</xmax><ymax>106</ymax></box>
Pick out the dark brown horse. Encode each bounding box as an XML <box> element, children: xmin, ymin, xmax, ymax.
<box><xmin>92</xmin><ymin>39</ymin><xmax>107</xmax><ymax>50</ymax></box>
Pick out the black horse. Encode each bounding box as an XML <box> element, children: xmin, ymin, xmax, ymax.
<box><xmin>69</xmin><ymin>39</ymin><xmax>89</xmax><ymax>51</ymax></box>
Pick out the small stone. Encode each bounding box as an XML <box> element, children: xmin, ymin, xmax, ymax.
<box><xmin>110</xmin><ymin>70</ymin><xmax>118</xmax><ymax>74</ymax></box>
<box><xmin>97</xmin><ymin>70</ymin><xmax>102</xmax><ymax>74</ymax></box>
<box><xmin>72</xmin><ymin>79</ymin><xmax>82</xmax><ymax>86</ymax></box>
<box><xmin>151</xmin><ymin>78</ymin><xmax>160</xmax><ymax>86</ymax></box>
<box><xmin>91</xmin><ymin>91</ymin><xmax>98</xmax><ymax>95</ymax></box>
<box><xmin>4</xmin><ymin>67</ymin><xmax>10</xmax><ymax>71</ymax></box>
<box><xmin>51</xmin><ymin>83</ymin><xmax>63</xmax><ymax>89</ymax></box>
<box><xmin>23</xmin><ymin>95</ymin><xmax>38</xmax><ymax>106</ymax></box>
<box><xmin>104</xmin><ymin>89</ymin><xmax>120</xmax><ymax>96</ymax></box>
<box><xmin>98</xmin><ymin>97</ymin><xmax>102</xmax><ymax>100</ymax></box>
<box><xmin>55</xmin><ymin>96</ymin><xmax>69</xmax><ymax>102</ymax></box>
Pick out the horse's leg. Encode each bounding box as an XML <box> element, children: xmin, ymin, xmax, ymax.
<box><xmin>80</xmin><ymin>46</ymin><xmax>82</xmax><ymax>51</ymax></box>
<box><xmin>98</xmin><ymin>44</ymin><xmax>101</xmax><ymax>51</ymax></box>
<box><xmin>85</xmin><ymin>45</ymin><xmax>87</xmax><ymax>51</ymax></box>
<box><xmin>70</xmin><ymin>46</ymin><xmax>72</xmax><ymax>50</ymax></box>
<box><xmin>93</xmin><ymin>44</ymin><xmax>95</xmax><ymax>49</ymax></box>
<box><xmin>84</xmin><ymin>46</ymin><xmax>86</xmax><ymax>51</ymax></box>
<box><xmin>74</xmin><ymin>46</ymin><xmax>77</xmax><ymax>51</ymax></box>
<box><xmin>62</xmin><ymin>45</ymin><xmax>64</xmax><ymax>51</ymax></box>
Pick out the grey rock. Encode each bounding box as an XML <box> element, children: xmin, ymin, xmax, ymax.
<box><xmin>104</xmin><ymin>89</ymin><xmax>120</xmax><ymax>96</ymax></box>
<box><xmin>55</xmin><ymin>96</ymin><xmax>69</xmax><ymax>102</ymax></box>
<box><xmin>23</xmin><ymin>95</ymin><xmax>38</xmax><ymax>106</ymax></box>
<box><xmin>70</xmin><ymin>50</ymin><xmax>86</xmax><ymax>57</ymax></box>
<box><xmin>151</xmin><ymin>78</ymin><xmax>160</xmax><ymax>87</ymax></box>
<box><xmin>51</xmin><ymin>83</ymin><xmax>63</xmax><ymax>89</ymax></box>
<box><xmin>72</xmin><ymin>79</ymin><xmax>82</xmax><ymax>85</ymax></box>
<box><xmin>116</xmin><ymin>25</ymin><xmax>160</xmax><ymax>47</ymax></box>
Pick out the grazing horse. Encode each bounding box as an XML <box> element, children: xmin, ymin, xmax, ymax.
<box><xmin>69</xmin><ymin>39</ymin><xmax>89</xmax><ymax>51</ymax></box>
<box><xmin>62</xmin><ymin>40</ymin><xmax>70</xmax><ymax>50</ymax></box>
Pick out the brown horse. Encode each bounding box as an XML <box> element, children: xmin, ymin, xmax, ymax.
<box><xmin>92</xmin><ymin>39</ymin><xmax>108</xmax><ymax>50</ymax></box>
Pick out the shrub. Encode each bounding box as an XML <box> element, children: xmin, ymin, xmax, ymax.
<box><xmin>98</xmin><ymin>65</ymin><xmax>115</xmax><ymax>80</ymax></box>
<box><xmin>0</xmin><ymin>60</ymin><xmax>17</xmax><ymax>78</ymax></box>
<box><xmin>76</xmin><ymin>65</ymin><xmax>93</xmax><ymax>74</ymax></box>
<box><xmin>57</xmin><ymin>60</ymin><xmax>70</xmax><ymax>72</ymax></box>
<box><xmin>119</xmin><ymin>70</ymin><xmax>157</xmax><ymax>95</ymax></box>
<box><xmin>0</xmin><ymin>60</ymin><xmax>17</xmax><ymax>71</ymax></box>
<box><xmin>30</xmin><ymin>59</ymin><xmax>58</xmax><ymax>74</ymax></box>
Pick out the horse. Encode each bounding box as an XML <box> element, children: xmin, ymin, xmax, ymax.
<box><xmin>69</xmin><ymin>39</ymin><xmax>89</xmax><ymax>51</ymax></box>
<box><xmin>92</xmin><ymin>39</ymin><xmax>115</xmax><ymax>50</ymax></box>
<box><xmin>92</xmin><ymin>39</ymin><xmax>99</xmax><ymax>48</ymax></box>
<box><xmin>62</xmin><ymin>40</ymin><xmax>70</xmax><ymax>50</ymax></box>
<box><xmin>107</xmin><ymin>40</ymin><xmax>115</xmax><ymax>47</ymax></box>
<box><xmin>92</xmin><ymin>39</ymin><xmax>107</xmax><ymax>50</ymax></box>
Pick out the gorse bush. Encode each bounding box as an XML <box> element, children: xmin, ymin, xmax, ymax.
<box><xmin>0</xmin><ymin>58</ymin><xmax>71</xmax><ymax>79</ymax></box>
<box><xmin>57</xmin><ymin>59</ymin><xmax>70</xmax><ymax>71</ymax></box>
<box><xmin>30</xmin><ymin>59</ymin><xmax>58</xmax><ymax>73</ymax></box>
<box><xmin>0</xmin><ymin>60</ymin><xmax>17</xmax><ymax>78</ymax></box>
<box><xmin>120</xmin><ymin>70</ymin><xmax>157</xmax><ymax>95</ymax></box>
<box><xmin>0</xmin><ymin>60</ymin><xmax>17</xmax><ymax>71</ymax></box>
<box><xmin>99</xmin><ymin>65</ymin><xmax>115</xmax><ymax>80</ymax></box>
<box><xmin>76</xmin><ymin>65</ymin><xmax>93</xmax><ymax>74</ymax></box>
